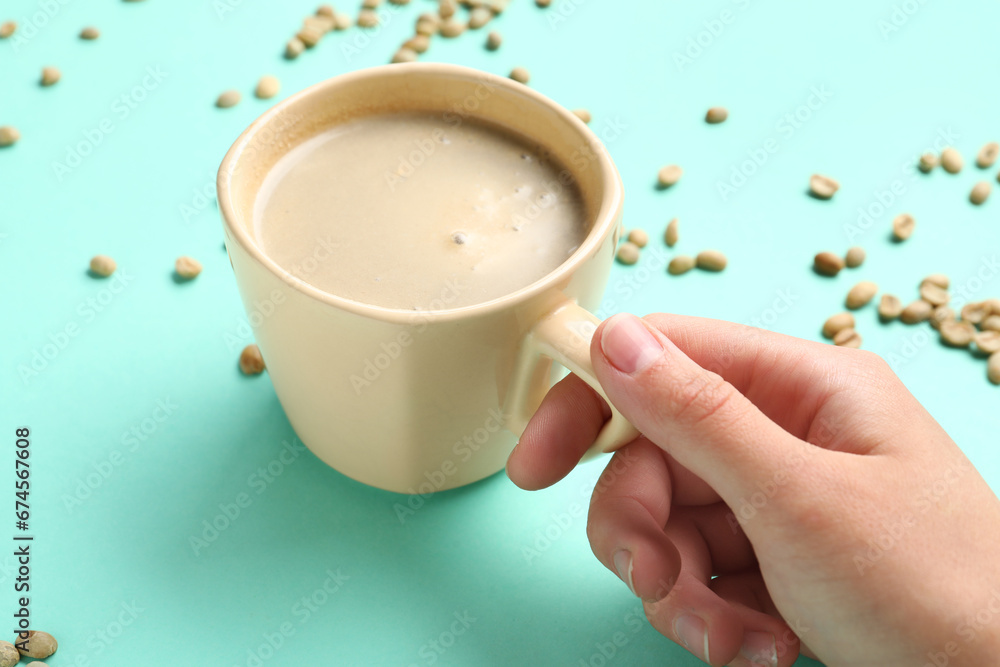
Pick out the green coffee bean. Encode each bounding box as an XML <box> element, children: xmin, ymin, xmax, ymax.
<box><xmin>0</xmin><ymin>126</ymin><xmax>20</xmax><ymax>147</ymax></box>
<box><xmin>919</xmin><ymin>282</ymin><xmax>949</xmax><ymax>307</ymax></box>
<box><xmin>892</xmin><ymin>213</ymin><xmax>915</xmax><ymax>241</ymax></box>
<box><xmin>572</xmin><ymin>109</ymin><xmax>591</xmax><ymax>124</ymax></box>
<box><xmin>14</xmin><ymin>631</ymin><xmax>57</xmax><ymax>660</ymax></box>
<box><xmin>0</xmin><ymin>21</ymin><xmax>15</xmax><ymax>39</ymax></box>
<box><xmin>814</xmin><ymin>251</ymin><xmax>844</xmax><ymax>277</ymax></box>
<box><xmin>616</xmin><ymin>242</ymin><xmax>640</xmax><ymax>265</ymax></box>
<box><xmin>664</xmin><ymin>218</ymin><xmax>679</xmax><ymax>247</ymax></box>
<box><xmin>285</xmin><ymin>38</ymin><xmax>305</xmax><ymax>59</ymax></box>
<box><xmin>505</xmin><ymin>67</ymin><xmax>530</xmax><ymax>84</ymax></box>
<box><xmin>657</xmin><ymin>165</ymin><xmax>682</xmax><ymax>188</ymax></box>
<box><xmin>878</xmin><ymin>294</ymin><xmax>903</xmax><ymax>321</ymax></box>
<box><xmin>822</xmin><ymin>312</ymin><xmax>855</xmax><ymax>339</ymax></box>
<box><xmin>844</xmin><ymin>246</ymin><xmax>866</xmax><ymax>268</ymax></box>
<box><xmin>989</xmin><ymin>352</ymin><xmax>1000</xmax><ymax>385</ymax></box>
<box><xmin>940</xmin><ymin>320</ymin><xmax>976</xmax><ymax>348</ymax></box>
<box><xmin>696</xmin><ymin>250</ymin><xmax>727</xmax><ymax>272</ymax></box>
<box><xmin>940</xmin><ymin>147</ymin><xmax>962</xmax><ymax>174</ymax></box>
<box><xmin>240</xmin><ymin>344</ymin><xmax>266</xmax><ymax>375</ymax></box>
<box><xmin>918</xmin><ymin>153</ymin><xmax>937</xmax><ymax>173</ymax></box>
<box><xmin>255</xmin><ymin>75</ymin><xmax>280</xmax><ymax>99</ymax></box>
<box><xmin>216</xmin><ymin>90</ymin><xmax>241</xmax><ymax>108</ymax></box>
<box><xmin>667</xmin><ymin>255</ymin><xmax>695</xmax><ymax>276</ymax></box>
<box><xmin>89</xmin><ymin>254</ymin><xmax>116</xmax><ymax>277</ymax></box>
<box><xmin>391</xmin><ymin>48</ymin><xmax>418</xmax><ymax>63</ymax></box>
<box><xmin>40</xmin><ymin>66</ymin><xmax>61</xmax><ymax>86</ymax></box>
<box><xmin>485</xmin><ymin>30</ymin><xmax>501</xmax><ymax>49</ymax></box>
<box><xmin>976</xmin><ymin>142</ymin><xmax>998</xmax><ymax>169</ymax></box>
<box><xmin>900</xmin><ymin>300</ymin><xmax>933</xmax><ymax>324</ymax></box>
<box><xmin>627</xmin><ymin>229</ymin><xmax>648</xmax><ymax>248</ymax></box>
<box><xmin>705</xmin><ymin>107</ymin><xmax>728</xmax><ymax>124</ymax></box>
<box><xmin>974</xmin><ymin>330</ymin><xmax>1000</xmax><ymax>355</ymax></box>
<box><xmin>970</xmin><ymin>181</ymin><xmax>991</xmax><ymax>205</ymax></box>
<box><xmin>833</xmin><ymin>328</ymin><xmax>862</xmax><ymax>348</ymax></box>
<box><xmin>175</xmin><ymin>256</ymin><xmax>202</xmax><ymax>280</ymax></box>
<box><xmin>809</xmin><ymin>174</ymin><xmax>839</xmax><ymax>200</ymax></box>
<box><xmin>846</xmin><ymin>281</ymin><xmax>878</xmax><ymax>309</ymax></box>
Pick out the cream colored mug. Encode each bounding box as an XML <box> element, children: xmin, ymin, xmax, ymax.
<box><xmin>218</xmin><ymin>63</ymin><xmax>637</xmax><ymax>494</ymax></box>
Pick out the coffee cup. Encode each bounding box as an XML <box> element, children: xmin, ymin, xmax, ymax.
<box><xmin>218</xmin><ymin>63</ymin><xmax>637</xmax><ymax>493</ymax></box>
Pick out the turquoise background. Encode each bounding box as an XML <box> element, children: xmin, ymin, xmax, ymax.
<box><xmin>2</xmin><ymin>0</ymin><xmax>999</xmax><ymax>665</ymax></box>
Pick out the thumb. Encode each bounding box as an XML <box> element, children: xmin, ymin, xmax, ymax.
<box><xmin>593</xmin><ymin>313</ymin><xmax>814</xmax><ymax>510</ymax></box>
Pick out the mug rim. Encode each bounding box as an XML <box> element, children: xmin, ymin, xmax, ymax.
<box><xmin>217</xmin><ymin>62</ymin><xmax>623</xmax><ymax>324</ymax></box>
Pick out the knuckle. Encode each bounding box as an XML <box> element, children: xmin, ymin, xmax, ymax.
<box><xmin>669</xmin><ymin>370</ymin><xmax>740</xmax><ymax>427</ymax></box>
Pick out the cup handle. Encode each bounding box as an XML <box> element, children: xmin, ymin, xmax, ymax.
<box><xmin>504</xmin><ymin>300</ymin><xmax>640</xmax><ymax>457</ymax></box>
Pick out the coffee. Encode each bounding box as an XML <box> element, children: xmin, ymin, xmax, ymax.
<box><xmin>253</xmin><ymin>111</ymin><xmax>589</xmax><ymax>310</ymax></box>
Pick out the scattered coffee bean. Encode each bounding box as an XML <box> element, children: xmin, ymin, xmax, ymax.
<box><xmin>0</xmin><ymin>21</ymin><xmax>15</xmax><ymax>39</ymax></box>
<box><xmin>14</xmin><ymin>631</ymin><xmax>57</xmax><ymax>659</ymax></box>
<box><xmin>391</xmin><ymin>48</ymin><xmax>418</xmax><ymax>63</ymax></box>
<box><xmin>572</xmin><ymin>109</ymin><xmax>591</xmax><ymax>124</ymax></box>
<box><xmin>0</xmin><ymin>126</ymin><xmax>20</xmax><ymax>147</ymax></box>
<box><xmin>357</xmin><ymin>10</ymin><xmax>379</xmax><ymax>28</ymax></box>
<box><xmin>89</xmin><ymin>254</ymin><xmax>116</xmax><ymax>277</ymax></box>
<box><xmin>306</xmin><ymin>14</ymin><xmax>333</xmax><ymax>32</ymax></box>
<box><xmin>389</xmin><ymin>0</ymin><xmax>411</xmax><ymax>4</ymax></box>
<box><xmin>962</xmin><ymin>301</ymin><xmax>990</xmax><ymax>325</ymax></box>
<box><xmin>285</xmin><ymin>37</ymin><xmax>305</xmax><ymax>59</ymax></box>
<box><xmin>255</xmin><ymin>75</ymin><xmax>280</xmax><ymax>99</ymax></box>
<box><xmin>439</xmin><ymin>0</ymin><xmax>457</xmax><ymax>18</ymax></box>
<box><xmin>216</xmin><ymin>90</ymin><xmax>241</xmax><ymax>108</ymax></box>
<box><xmin>919</xmin><ymin>282</ymin><xmax>950</xmax><ymax>307</ymax></box>
<box><xmin>846</xmin><ymin>281</ymin><xmax>878</xmax><ymax>309</ymax></box>
<box><xmin>900</xmin><ymin>300</ymin><xmax>933</xmax><ymax>324</ymax></box>
<box><xmin>705</xmin><ymin>106</ymin><xmax>728</xmax><ymax>124</ymax></box>
<box><xmin>822</xmin><ymin>312</ymin><xmax>855</xmax><ymax>339</ymax></box>
<box><xmin>240</xmin><ymin>344</ymin><xmax>266</xmax><ymax>375</ymax></box>
<box><xmin>416</xmin><ymin>14</ymin><xmax>439</xmax><ymax>35</ymax></box>
<box><xmin>696</xmin><ymin>250</ymin><xmax>727</xmax><ymax>272</ymax></box>
<box><xmin>844</xmin><ymin>246</ymin><xmax>866</xmax><ymax>268</ymax></box>
<box><xmin>970</xmin><ymin>181</ymin><xmax>991</xmax><ymax>205</ymax></box>
<box><xmin>509</xmin><ymin>66</ymin><xmax>530</xmax><ymax>83</ymax></box>
<box><xmin>0</xmin><ymin>641</ymin><xmax>18</xmax><ymax>667</ymax></box>
<box><xmin>976</xmin><ymin>142</ymin><xmax>999</xmax><ymax>169</ymax></box>
<box><xmin>403</xmin><ymin>35</ymin><xmax>430</xmax><ymax>53</ymax></box>
<box><xmin>664</xmin><ymin>218</ymin><xmax>679</xmax><ymax>247</ymax></box>
<box><xmin>930</xmin><ymin>306</ymin><xmax>954</xmax><ymax>330</ymax></box>
<box><xmin>80</xmin><ymin>25</ymin><xmax>100</xmax><ymax>39</ymax></box>
<box><xmin>667</xmin><ymin>255</ymin><xmax>695</xmax><ymax>276</ymax></box>
<box><xmin>616</xmin><ymin>242</ymin><xmax>640</xmax><ymax>265</ymax></box>
<box><xmin>333</xmin><ymin>12</ymin><xmax>352</xmax><ymax>29</ymax></box>
<box><xmin>175</xmin><ymin>256</ymin><xmax>202</xmax><ymax>280</ymax></box>
<box><xmin>974</xmin><ymin>330</ymin><xmax>1000</xmax><ymax>355</ymax></box>
<box><xmin>657</xmin><ymin>165</ymin><xmax>682</xmax><ymax>188</ymax></box>
<box><xmin>989</xmin><ymin>352</ymin><xmax>1000</xmax><ymax>385</ymax></box>
<box><xmin>317</xmin><ymin>4</ymin><xmax>335</xmax><ymax>17</ymax></box>
<box><xmin>918</xmin><ymin>153</ymin><xmax>937</xmax><ymax>173</ymax></box>
<box><xmin>536</xmin><ymin>0</ymin><xmax>552</xmax><ymax>6</ymax></box>
<box><xmin>833</xmin><ymin>328</ymin><xmax>862</xmax><ymax>349</ymax></box>
<box><xmin>814</xmin><ymin>251</ymin><xmax>845</xmax><ymax>277</ymax></box>
<box><xmin>627</xmin><ymin>229</ymin><xmax>648</xmax><ymax>248</ymax></box>
<box><xmin>878</xmin><ymin>294</ymin><xmax>903</xmax><ymax>321</ymax></box>
<box><xmin>485</xmin><ymin>30</ymin><xmax>502</xmax><ymax>49</ymax></box>
<box><xmin>922</xmin><ymin>274</ymin><xmax>950</xmax><ymax>289</ymax></box>
<box><xmin>40</xmin><ymin>66</ymin><xmax>61</xmax><ymax>86</ymax></box>
<box><xmin>809</xmin><ymin>174</ymin><xmax>839</xmax><ymax>200</ymax></box>
<box><xmin>982</xmin><ymin>315</ymin><xmax>1000</xmax><ymax>332</ymax></box>
<box><xmin>940</xmin><ymin>147</ymin><xmax>963</xmax><ymax>174</ymax></box>
<box><xmin>940</xmin><ymin>319</ymin><xmax>976</xmax><ymax>348</ymax></box>
<box><xmin>468</xmin><ymin>6</ymin><xmax>492</xmax><ymax>28</ymax></box>
<box><xmin>892</xmin><ymin>213</ymin><xmax>915</xmax><ymax>241</ymax></box>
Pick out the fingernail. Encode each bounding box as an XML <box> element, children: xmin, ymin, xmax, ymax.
<box><xmin>601</xmin><ymin>314</ymin><xmax>663</xmax><ymax>375</ymax></box>
<box><xmin>673</xmin><ymin>615</ymin><xmax>710</xmax><ymax>663</ymax></box>
<box><xmin>612</xmin><ymin>549</ymin><xmax>635</xmax><ymax>595</ymax></box>
<box><xmin>741</xmin><ymin>631</ymin><xmax>777</xmax><ymax>667</ymax></box>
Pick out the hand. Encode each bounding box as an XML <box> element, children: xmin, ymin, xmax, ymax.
<box><xmin>506</xmin><ymin>313</ymin><xmax>1000</xmax><ymax>667</ymax></box>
